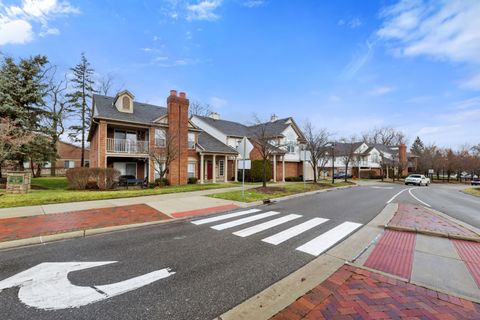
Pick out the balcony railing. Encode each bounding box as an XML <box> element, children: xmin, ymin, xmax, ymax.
<box><xmin>106</xmin><ymin>138</ymin><xmax>149</xmax><ymax>154</ymax></box>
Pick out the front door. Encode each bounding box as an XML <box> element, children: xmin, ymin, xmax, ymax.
<box><xmin>207</xmin><ymin>161</ymin><xmax>213</xmax><ymax>180</ymax></box>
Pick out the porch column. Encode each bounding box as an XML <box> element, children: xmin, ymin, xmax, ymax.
<box><xmin>234</xmin><ymin>156</ymin><xmax>238</xmax><ymax>182</ymax></box>
<box><xmin>273</xmin><ymin>154</ymin><xmax>277</xmax><ymax>182</ymax></box>
<box><xmin>200</xmin><ymin>154</ymin><xmax>204</xmax><ymax>184</ymax></box>
<box><xmin>224</xmin><ymin>155</ymin><xmax>228</xmax><ymax>183</ymax></box>
<box><xmin>282</xmin><ymin>156</ymin><xmax>285</xmax><ymax>182</ymax></box>
<box><xmin>212</xmin><ymin>154</ymin><xmax>216</xmax><ymax>183</ymax></box>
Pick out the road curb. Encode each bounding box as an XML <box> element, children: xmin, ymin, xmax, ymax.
<box><xmin>214</xmin><ymin>203</ymin><xmax>398</xmax><ymax>320</ymax></box>
<box><xmin>384</xmin><ymin>225</ymin><xmax>480</xmax><ymax>242</ymax></box>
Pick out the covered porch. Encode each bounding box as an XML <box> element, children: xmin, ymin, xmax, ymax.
<box><xmin>106</xmin><ymin>156</ymin><xmax>149</xmax><ymax>180</ymax></box>
<box><xmin>198</xmin><ymin>153</ymin><xmax>238</xmax><ymax>184</ymax></box>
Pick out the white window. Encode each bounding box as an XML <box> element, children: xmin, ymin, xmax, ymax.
<box><xmin>219</xmin><ymin>160</ymin><xmax>224</xmax><ymax>176</ymax></box>
<box><xmin>188</xmin><ymin>162</ymin><xmax>196</xmax><ymax>178</ymax></box>
<box><xmin>155</xmin><ymin>128</ymin><xmax>166</xmax><ymax>147</ymax></box>
<box><xmin>188</xmin><ymin>132</ymin><xmax>195</xmax><ymax>149</ymax></box>
<box><xmin>287</xmin><ymin>142</ymin><xmax>295</xmax><ymax>153</ymax></box>
<box><xmin>64</xmin><ymin>160</ymin><xmax>75</xmax><ymax>169</ymax></box>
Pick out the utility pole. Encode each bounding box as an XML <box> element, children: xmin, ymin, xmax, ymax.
<box><xmin>331</xmin><ymin>142</ymin><xmax>335</xmax><ymax>184</ymax></box>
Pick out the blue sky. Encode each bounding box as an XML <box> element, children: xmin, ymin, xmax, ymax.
<box><xmin>1</xmin><ymin>0</ymin><xmax>479</xmax><ymax>148</ymax></box>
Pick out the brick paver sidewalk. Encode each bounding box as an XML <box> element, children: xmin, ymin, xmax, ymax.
<box><xmin>0</xmin><ymin>204</ymin><xmax>171</xmax><ymax>242</ymax></box>
<box><xmin>271</xmin><ymin>265</ymin><xmax>480</xmax><ymax>320</ymax></box>
<box><xmin>387</xmin><ymin>203</ymin><xmax>479</xmax><ymax>239</ymax></box>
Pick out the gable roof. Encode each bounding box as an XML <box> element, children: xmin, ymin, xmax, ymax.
<box><xmin>197</xmin><ymin>131</ymin><xmax>239</xmax><ymax>154</ymax></box>
<box><xmin>92</xmin><ymin>94</ymin><xmax>167</xmax><ymax>124</ymax></box>
<box><xmin>195</xmin><ymin>116</ymin><xmax>300</xmax><ymax>139</ymax></box>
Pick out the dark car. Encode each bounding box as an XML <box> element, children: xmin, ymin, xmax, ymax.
<box><xmin>333</xmin><ymin>172</ymin><xmax>352</xmax><ymax>179</ymax></box>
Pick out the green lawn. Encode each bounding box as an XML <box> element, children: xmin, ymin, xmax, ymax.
<box><xmin>209</xmin><ymin>181</ymin><xmax>353</xmax><ymax>203</ymax></box>
<box><xmin>0</xmin><ymin>180</ymin><xmax>241</xmax><ymax>208</ymax></box>
<box><xmin>464</xmin><ymin>187</ymin><xmax>480</xmax><ymax>197</ymax></box>
<box><xmin>31</xmin><ymin>177</ymin><xmax>69</xmax><ymax>190</ymax></box>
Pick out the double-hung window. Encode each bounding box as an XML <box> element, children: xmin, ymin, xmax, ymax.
<box><xmin>155</xmin><ymin>129</ymin><xmax>166</xmax><ymax>147</ymax></box>
<box><xmin>219</xmin><ymin>160</ymin><xmax>225</xmax><ymax>176</ymax></box>
<box><xmin>188</xmin><ymin>162</ymin><xmax>196</xmax><ymax>178</ymax></box>
<box><xmin>188</xmin><ymin>133</ymin><xmax>195</xmax><ymax>149</ymax></box>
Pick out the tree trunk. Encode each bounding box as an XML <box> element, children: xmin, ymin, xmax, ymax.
<box><xmin>262</xmin><ymin>158</ymin><xmax>267</xmax><ymax>188</ymax></box>
<box><xmin>313</xmin><ymin>166</ymin><xmax>317</xmax><ymax>184</ymax></box>
<box><xmin>36</xmin><ymin>163</ymin><xmax>42</xmax><ymax>178</ymax></box>
<box><xmin>344</xmin><ymin>163</ymin><xmax>348</xmax><ymax>182</ymax></box>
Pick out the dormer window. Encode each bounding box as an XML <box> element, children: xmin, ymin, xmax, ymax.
<box><xmin>122</xmin><ymin>96</ymin><xmax>130</xmax><ymax>111</ymax></box>
<box><xmin>114</xmin><ymin>90</ymin><xmax>135</xmax><ymax>113</ymax></box>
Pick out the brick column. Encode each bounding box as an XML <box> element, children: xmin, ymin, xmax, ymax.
<box><xmin>98</xmin><ymin>120</ymin><xmax>107</xmax><ymax>168</ymax></box>
<box><xmin>167</xmin><ymin>90</ymin><xmax>189</xmax><ymax>185</ymax></box>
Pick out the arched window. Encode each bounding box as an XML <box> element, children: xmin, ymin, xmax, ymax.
<box><xmin>122</xmin><ymin>96</ymin><xmax>130</xmax><ymax>110</ymax></box>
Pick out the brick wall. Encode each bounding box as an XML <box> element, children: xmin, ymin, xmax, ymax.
<box><xmin>167</xmin><ymin>90</ymin><xmax>189</xmax><ymax>186</ymax></box>
<box><xmin>98</xmin><ymin>120</ymin><xmax>107</xmax><ymax>168</ymax></box>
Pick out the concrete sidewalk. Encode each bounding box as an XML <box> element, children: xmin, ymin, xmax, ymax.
<box><xmin>0</xmin><ymin>184</ymin><xmax>257</xmax><ymax>219</ymax></box>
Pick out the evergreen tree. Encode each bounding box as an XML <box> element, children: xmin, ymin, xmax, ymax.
<box><xmin>67</xmin><ymin>53</ymin><xmax>96</xmax><ymax>167</ymax></box>
<box><xmin>410</xmin><ymin>136</ymin><xmax>424</xmax><ymax>155</ymax></box>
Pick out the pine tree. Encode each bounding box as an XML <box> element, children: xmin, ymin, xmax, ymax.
<box><xmin>410</xmin><ymin>136</ymin><xmax>424</xmax><ymax>155</ymax></box>
<box><xmin>67</xmin><ymin>53</ymin><xmax>96</xmax><ymax>167</ymax></box>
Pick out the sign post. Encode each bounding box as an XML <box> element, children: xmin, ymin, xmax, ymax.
<box><xmin>237</xmin><ymin>137</ymin><xmax>249</xmax><ymax>201</ymax></box>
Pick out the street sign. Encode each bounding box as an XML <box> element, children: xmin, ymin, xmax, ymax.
<box><xmin>428</xmin><ymin>169</ymin><xmax>434</xmax><ymax>174</ymax></box>
<box><xmin>236</xmin><ymin>137</ymin><xmax>248</xmax><ymax>156</ymax></box>
<box><xmin>238</xmin><ymin>160</ymin><xmax>251</xmax><ymax>170</ymax></box>
<box><xmin>0</xmin><ymin>261</ymin><xmax>175</xmax><ymax>310</ymax></box>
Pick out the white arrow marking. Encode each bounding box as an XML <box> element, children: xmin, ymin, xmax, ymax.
<box><xmin>0</xmin><ymin>261</ymin><xmax>175</xmax><ymax>310</ymax></box>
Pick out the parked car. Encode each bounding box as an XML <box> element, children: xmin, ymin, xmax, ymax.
<box><xmin>405</xmin><ymin>174</ymin><xmax>430</xmax><ymax>186</ymax></box>
<box><xmin>333</xmin><ymin>172</ymin><xmax>352</xmax><ymax>179</ymax></box>
<box><xmin>471</xmin><ymin>178</ymin><xmax>480</xmax><ymax>186</ymax></box>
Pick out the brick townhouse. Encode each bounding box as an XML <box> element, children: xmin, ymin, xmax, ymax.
<box><xmin>87</xmin><ymin>90</ymin><xmax>309</xmax><ymax>185</ymax></box>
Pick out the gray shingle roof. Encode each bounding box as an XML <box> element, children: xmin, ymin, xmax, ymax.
<box><xmin>93</xmin><ymin>94</ymin><xmax>167</xmax><ymax>124</ymax></box>
<box><xmin>197</xmin><ymin>131</ymin><xmax>239</xmax><ymax>154</ymax></box>
<box><xmin>195</xmin><ymin>116</ymin><xmax>291</xmax><ymax>138</ymax></box>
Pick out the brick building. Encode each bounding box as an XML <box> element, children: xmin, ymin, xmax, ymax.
<box><xmin>87</xmin><ymin>90</ymin><xmax>308</xmax><ymax>185</ymax></box>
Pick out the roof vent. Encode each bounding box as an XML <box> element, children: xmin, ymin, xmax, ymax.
<box><xmin>209</xmin><ymin>112</ymin><xmax>220</xmax><ymax>120</ymax></box>
<box><xmin>270</xmin><ymin>114</ymin><xmax>278</xmax><ymax>122</ymax></box>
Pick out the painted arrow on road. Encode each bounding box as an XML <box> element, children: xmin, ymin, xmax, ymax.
<box><xmin>0</xmin><ymin>261</ymin><xmax>175</xmax><ymax>310</ymax></box>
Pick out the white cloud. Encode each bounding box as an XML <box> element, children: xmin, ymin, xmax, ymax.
<box><xmin>338</xmin><ymin>17</ymin><xmax>362</xmax><ymax>29</ymax></box>
<box><xmin>187</xmin><ymin>0</ymin><xmax>222</xmax><ymax>21</ymax></box>
<box><xmin>377</xmin><ymin>0</ymin><xmax>480</xmax><ymax>64</ymax></box>
<box><xmin>0</xmin><ymin>19</ymin><xmax>32</xmax><ymax>45</ymax></box>
<box><xmin>0</xmin><ymin>0</ymin><xmax>79</xmax><ymax>45</ymax></box>
<box><xmin>340</xmin><ymin>40</ymin><xmax>375</xmax><ymax>79</ymax></box>
<box><xmin>242</xmin><ymin>0</ymin><xmax>265</xmax><ymax>8</ymax></box>
<box><xmin>210</xmin><ymin>96</ymin><xmax>227</xmax><ymax>108</ymax></box>
<box><xmin>369</xmin><ymin>86</ymin><xmax>395</xmax><ymax>96</ymax></box>
<box><xmin>460</xmin><ymin>73</ymin><xmax>480</xmax><ymax>91</ymax></box>
<box><xmin>452</xmin><ymin>97</ymin><xmax>480</xmax><ymax>110</ymax></box>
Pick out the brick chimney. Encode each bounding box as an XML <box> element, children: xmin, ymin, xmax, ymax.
<box><xmin>399</xmin><ymin>143</ymin><xmax>408</xmax><ymax>176</ymax></box>
<box><xmin>167</xmin><ymin>90</ymin><xmax>190</xmax><ymax>185</ymax></box>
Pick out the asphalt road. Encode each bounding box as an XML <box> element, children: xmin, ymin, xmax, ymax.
<box><xmin>394</xmin><ymin>183</ymin><xmax>480</xmax><ymax>228</ymax></box>
<box><xmin>0</xmin><ymin>182</ymin><xmax>477</xmax><ymax>320</ymax></box>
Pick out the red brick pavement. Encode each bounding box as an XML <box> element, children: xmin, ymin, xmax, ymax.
<box><xmin>364</xmin><ymin>230</ymin><xmax>416</xmax><ymax>279</ymax></box>
<box><xmin>0</xmin><ymin>204</ymin><xmax>171</xmax><ymax>242</ymax></box>
<box><xmin>388</xmin><ymin>203</ymin><xmax>479</xmax><ymax>239</ymax></box>
<box><xmin>453</xmin><ymin>240</ymin><xmax>480</xmax><ymax>288</ymax></box>
<box><xmin>271</xmin><ymin>265</ymin><xmax>480</xmax><ymax>320</ymax></box>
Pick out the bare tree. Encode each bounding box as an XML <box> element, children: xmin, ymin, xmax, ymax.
<box><xmin>362</xmin><ymin>127</ymin><xmax>407</xmax><ymax>146</ymax></box>
<box><xmin>43</xmin><ymin>73</ymin><xmax>71</xmax><ymax>176</ymax></box>
<box><xmin>149</xmin><ymin>131</ymin><xmax>178</xmax><ymax>181</ymax></box>
<box><xmin>189</xmin><ymin>101</ymin><xmax>213</xmax><ymax>117</ymax></box>
<box><xmin>97</xmin><ymin>73</ymin><xmax>123</xmax><ymax>96</ymax></box>
<box><xmin>250</xmin><ymin>116</ymin><xmax>280</xmax><ymax>188</ymax></box>
<box><xmin>339</xmin><ymin>136</ymin><xmax>358</xmax><ymax>182</ymax></box>
<box><xmin>303</xmin><ymin>121</ymin><xmax>329</xmax><ymax>183</ymax></box>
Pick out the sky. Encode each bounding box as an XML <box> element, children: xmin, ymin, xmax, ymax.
<box><xmin>1</xmin><ymin>0</ymin><xmax>479</xmax><ymax>148</ymax></box>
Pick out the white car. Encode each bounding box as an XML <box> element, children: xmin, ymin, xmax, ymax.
<box><xmin>405</xmin><ymin>174</ymin><xmax>430</xmax><ymax>186</ymax></box>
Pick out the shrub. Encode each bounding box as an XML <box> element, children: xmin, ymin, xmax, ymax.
<box><xmin>285</xmin><ymin>176</ymin><xmax>302</xmax><ymax>182</ymax></box>
<box><xmin>66</xmin><ymin>168</ymin><xmax>120</xmax><ymax>190</ymax></box>
<box><xmin>188</xmin><ymin>177</ymin><xmax>198</xmax><ymax>184</ymax></box>
<box><xmin>66</xmin><ymin>168</ymin><xmax>91</xmax><ymax>190</ymax></box>
<box><xmin>155</xmin><ymin>177</ymin><xmax>170</xmax><ymax>187</ymax></box>
<box><xmin>247</xmin><ymin>160</ymin><xmax>272</xmax><ymax>182</ymax></box>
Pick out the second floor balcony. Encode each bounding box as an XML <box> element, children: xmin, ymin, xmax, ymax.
<box><xmin>106</xmin><ymin>138</ymin><xmax>149</xmax><ymax>154</ymax></box>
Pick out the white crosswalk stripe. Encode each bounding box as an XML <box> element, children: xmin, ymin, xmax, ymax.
<box><xmin>262</xmin><ymin>217</ymin><xmax>329</xmax><ymax>245</ymax></box>
<box><xmin>211</xmin><ymin>211</ymin><xmax>280</xmax><ymax>230</ymax></box>
<box><xmin>296</xmin><ymin>221</ymin><xmax>362</xmax><ymax>256</ymax></box>
<box><xmin>233</xmin><ymin>214</ymin><xmax>302</xmax><ymax>237</ymax></box>
<box><xmin>191</xmin><ymin>209</ymin><xmax>261</xmax><ymax>225</ymax></box>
